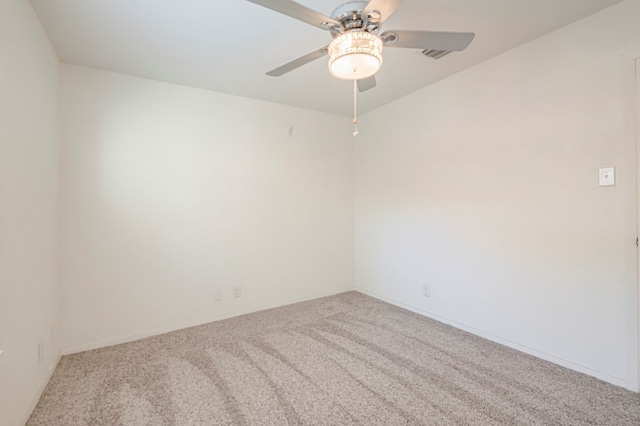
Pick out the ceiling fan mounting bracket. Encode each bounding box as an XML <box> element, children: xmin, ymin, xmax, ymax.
<box><xmin>366</xmin><ymin>10</ymin><xmax>381</xmax><ymax>23</ymax></box>
<box><xmin>381</xmin><ymin>32</ymin><xmax>398</xmax><ymax>45</ymax></box>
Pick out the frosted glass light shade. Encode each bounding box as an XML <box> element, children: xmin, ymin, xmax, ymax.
<box><xmin>328</xmin><ymin>31</ymin><xmax>383</xmax><ymax>80</ymax></box>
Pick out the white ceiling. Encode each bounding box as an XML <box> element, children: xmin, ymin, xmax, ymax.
<box><xmin>31</xmin><ymin>0</ymin><xmax>623</xmax><ymax>116</ymax></box>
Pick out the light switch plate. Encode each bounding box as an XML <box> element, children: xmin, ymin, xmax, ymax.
<box><xmin>599</xmin><ymin>167</ymin><xmax>615</xmax><ymax>187</ymax></box>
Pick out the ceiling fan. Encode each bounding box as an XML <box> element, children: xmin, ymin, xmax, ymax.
<box><xmin>246</xmin><ymin>0</ymin><xmax>475</xmax><ymax>92</ymax></box>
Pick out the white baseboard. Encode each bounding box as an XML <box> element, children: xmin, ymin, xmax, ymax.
<box><xmin>18</xmin><ymin>351</ymin><xmax>62</xmax><ymax>426</ymax></box>
<box><xmin>63</xmin><ymin>288</ymin><xmax>352</xmax><ymax>355</ymax></box>
<box><xmin>62</xmin><ymin>286</ymin><xmax>630</xmax><ymax>390</ymax></box>
<box><xmin>355</xmin><ymin>288</ymin><xmax>629</xmax><ymax>390</ymax></box>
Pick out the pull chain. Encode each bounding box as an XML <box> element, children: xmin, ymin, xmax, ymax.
<box><xmin>352</xmin><ymin>72</ymin><xmax>359</xmax><ymax>136</ymax></box>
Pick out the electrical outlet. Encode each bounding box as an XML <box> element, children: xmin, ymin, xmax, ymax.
<box><xmin>233</xmin><ymin>285</ymin><xmax>242</xmax><ymax>298</ymax></box>
<box><xmin>423</xmin><ymin>284</ymin><xmax>431</xmax><ymax>298</ymax></box>
<box><xmin>213</xmin><ymin>288</ymin><xmax>222</xmax><ymax>302</ymax></box>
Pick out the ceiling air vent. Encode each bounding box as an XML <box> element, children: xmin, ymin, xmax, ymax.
<box><xmin>420</xmin><ymin>49</ymin><xmax>452</xmax><ymax>60</ymax></box>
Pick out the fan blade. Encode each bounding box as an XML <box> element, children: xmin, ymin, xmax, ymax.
<box><xmin>381</xmin><ymin>30</ymin><xmax>475</xmax><ymax>51</ymax></box>
<box><xmin>266</xmin><ymin>46</ymin><xmax>328</xmax><ymax>76</ymax></box>
<box><xmin>247</xmin><ymin>0</ymin><xmax>339</xmax><ymax>29</ymax></box>
<box><xmin>357</xmin><ymin>76</ymin><xmax>377</xmax><ymax>92</ymax></box>
<box><xmin>363</xmin><ymin>0</ymin><xmax>404</xmax><ymax>23</ymax></box>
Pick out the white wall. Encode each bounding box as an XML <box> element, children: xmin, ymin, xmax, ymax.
<box><xmin>0</xmin><ymin>1</ymin><xmax>60</xmax><ymax>425</ymax></box>
<box><xmin>59</xmin><ymin>65</ymin><xmax>354</xmax><ymax>353</ymax></box>
<box><xmin>355</xmin><ymin>0</ymin><xmax>640</xmax><ymax>390</ymax></box>
<box><xmin>5</xmin><ymin>4</ymin><xmax>639</xmax><ymax>425</ymax></box>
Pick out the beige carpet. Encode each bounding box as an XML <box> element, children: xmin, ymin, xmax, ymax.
<box><xmin>29</xmin><ymin>292</ymin><xmax>640</xmax><ymax>425</ymax></box>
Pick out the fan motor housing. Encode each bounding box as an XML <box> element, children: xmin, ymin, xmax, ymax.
<box><xmin>329</xmin><ymin>0</ymin><xmax>380</xmax><ymax>36</ymax></box>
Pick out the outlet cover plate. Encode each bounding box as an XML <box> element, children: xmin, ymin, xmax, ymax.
<box><xmin>233</xmin><ymin>286</ymin><xmax>242</xmax><ymax>298</ymax></box>
<box><xmin>423</xmin><ymin>284</ymin><xmax>431</xmax><ymax>298</ymax></box>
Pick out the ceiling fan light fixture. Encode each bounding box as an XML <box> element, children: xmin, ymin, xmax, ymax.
<box><xmin>328</xmin><ymin>31</ymin><xmax>383</xmax><ymax>80</ymax></box>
